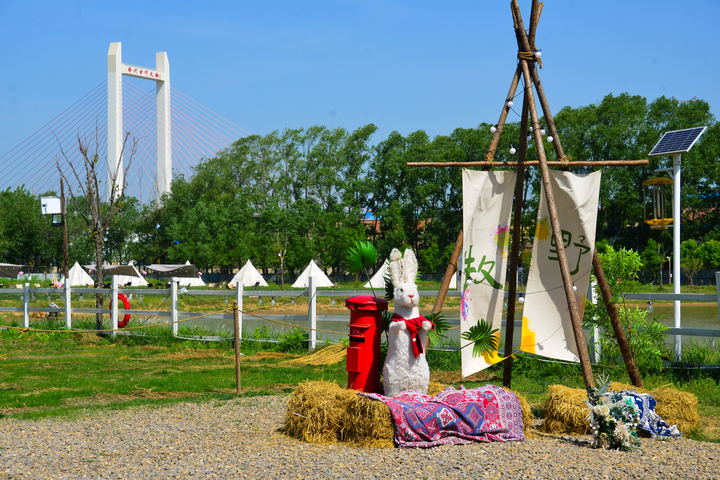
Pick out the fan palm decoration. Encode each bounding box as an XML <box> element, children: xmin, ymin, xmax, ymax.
<box><xmin>346</xmin><ymin>240</ymin><xmax>379</xmax><ymax>297</ymax></box>
<box><xmin>461</xmin><ymin>319</ymin><xmax>500</xmax><ymax>358</ymax></box>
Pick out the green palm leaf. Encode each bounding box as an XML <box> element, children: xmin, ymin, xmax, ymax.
<box><xmin>346</xmin><ymin>241</ymin><xmax>378</xmax><ymax>274</ymax></box>
<box><xmin>426</xmin><ymin>311</ymin><xmax>450</xmax><ymax>346</ymax></box>
<box><xmin>461</xmin><ymin>319</ymin><xmax>500</xmax><ymax>358</ymax></box>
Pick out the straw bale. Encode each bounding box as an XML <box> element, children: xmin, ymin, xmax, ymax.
<box><xmin>540</xmin><ymin>383</ymin><xmax>698</xmax><ymax>435</ymax></box>
<box><xmin>283</xmin><ymin>381</ymin><xmax>356</xmax><ymax>444</ymax></box>
<box><xmin>650</xmin><ymin>387</ymin><xmax>699</xmax><ymax>433</ymax></box>
<box><xmin>341</xmin><ymin>394</ymin><xmax>394</xmax><ymax>448</ymax></box>
<box><xmin>279</xmin><ymin>343</ymin><xmax>347</xmax><ymax>367</ymax></box>
<box><xmin>541</xmin><ymin>384</ymin><xmax>590</xmax><ymax>435</ymax></box>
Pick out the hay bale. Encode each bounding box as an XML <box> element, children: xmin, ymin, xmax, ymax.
<box><xmin>541</xmin><ymin>384</ymin><xmax>590</xmax><ymax>435</ymax></box>
<box><xmin>540</xmin><ymin>383</ymin><xmax>699</xmax><ymax>435</ymax></box>
<box><xmin>651</xmin><ymin>387</ymin><xmax>699</xmax><ymax>433</ymax></box>
<box><xmin>283</xmin><ymin>381</ymin><xmax>357</xmax><ymax>444</ymax></box>
<box><xmin>341</xmin><ymin>394</ymin><xmax>395</xmax><ymax>448</ymax></box>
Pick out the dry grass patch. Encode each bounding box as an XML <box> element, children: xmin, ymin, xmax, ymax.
<box><xmin>242</xmin><ymin>352</ymin><xmax>300</xmax><ymax>362</ymax></box>
<box><xmin>64</xmin><ymin>388</ymin><xmax>205</xmax><ymax>407</ymax></box>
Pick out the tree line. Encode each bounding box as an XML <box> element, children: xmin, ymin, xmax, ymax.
<box><xmin>1</xmin><ymin>93</ymin><xmax>719</xmax><ymax>280</ymax></box>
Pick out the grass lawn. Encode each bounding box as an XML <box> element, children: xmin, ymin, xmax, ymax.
<box><xmin>1</xmin><ymin>327</ymin><xmax>719</xmax><ymax>443</ymax></box>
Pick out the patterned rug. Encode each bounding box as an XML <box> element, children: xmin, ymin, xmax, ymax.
<box><xmin>362</xmin><ymin>384</ymin><xmax>525</xmax><ymax>448</ymax></box>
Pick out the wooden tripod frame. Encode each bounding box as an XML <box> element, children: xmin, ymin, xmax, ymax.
<box><xmin>415</xmin><ymin>0</ymin><xmax>646</xmax><ymax>390</ymax></box>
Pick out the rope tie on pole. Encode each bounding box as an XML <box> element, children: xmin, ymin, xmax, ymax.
<box><xmin>517</xmin><ymin>51</ymin><xmax>542</xmax><ymax>68</ymax></box>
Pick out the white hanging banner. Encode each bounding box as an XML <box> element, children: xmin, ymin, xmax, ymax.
<box><xmin>461</xmin><ymin>169</ymin><xmax>516</xmax><ymax>377</ymax></box>
<box><xmin>521</xmin><ymin>170</ymin><xmax>602</xmax><ymax>362</ymax></box>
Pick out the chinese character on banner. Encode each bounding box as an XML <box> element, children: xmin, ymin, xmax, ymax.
<box><xmin>548</xmin><ymin>229</ymin><xmax>590</xmax><ymax>275</ymax></box>
<box><xmin>464</xmin><ymin>245</ymin><xmax>503</xmax><ymax>290</ymax></box>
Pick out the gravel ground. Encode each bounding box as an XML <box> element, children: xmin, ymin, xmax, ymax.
<box><xmin>0</xmin><ymin>395</ymin><xmax>718</xmax><ymax>479</ymax></box>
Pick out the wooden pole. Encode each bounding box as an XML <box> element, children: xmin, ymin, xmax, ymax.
<box><xmin>406</xmin><ymin>160</ymin><xmax>648</xmax><ymax>168</ymax></box>
<box><xmin>592</xmin><ymin>250</ymin><xmax>644</xmax><ymax>388</ymax></box>
<box><xmin>512</xmin><ymin>0</ymin><xmax>566</xmax><ymax>164</ymax></box>
<box><xmin>234</xmin><ymin>300</ymin><xmax>242</xmax><ymax>393</ymax></box>
<box><xmin>485</xmin><ymin>67</ymin><xmax>522</xmax><ymax>162</ymax></box>
<box><xmin>432</xmin><ymin>230</ymin><xmax>463</xmax><ymax>314</ymax></box>
<box><xmin>502</xmin><ymin>89</ymin><xmax>530</xmax><ymax>388</ymax></box>
<box><xmin>514</xmin><ymin>10</ymin><xmax>595</xmax><ymax>390</ymax></box>
<box><xmin>60</xmin><ymin>178</ymin><xmax>69</xmax><ymax>279</ymax></box>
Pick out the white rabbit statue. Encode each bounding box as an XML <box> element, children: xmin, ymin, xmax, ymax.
<box><xmin>382</xmin><ymin>248</ymin><xmax>434</xmax><ymax>397</ymax></box>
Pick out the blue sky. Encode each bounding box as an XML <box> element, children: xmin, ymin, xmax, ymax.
<box><xmin>1</xmin><ymin>0</ymin><xmax>719</xmax><ymax>159</ymax></box>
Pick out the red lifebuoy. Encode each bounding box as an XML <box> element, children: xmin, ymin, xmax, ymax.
<box><xmin>109</xmin><ymin>293</ymin><xmax>132</xmax><ymax>328</ymax></box>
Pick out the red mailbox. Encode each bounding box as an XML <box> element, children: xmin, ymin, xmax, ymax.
<box><xmin>345</xmin><ymin>295</ymin><xmax>388</xmax><ymax>393</ymax></box>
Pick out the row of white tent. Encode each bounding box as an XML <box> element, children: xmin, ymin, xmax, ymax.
<box><xmin>23</xmin><ymin>258</ymin><xmax>456</xmax><ymax>289</ymax></box>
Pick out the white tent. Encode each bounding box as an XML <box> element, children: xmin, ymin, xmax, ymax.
<box><xmin>116</xmin><ymin>265</ymin><xmax>149</xmax><ymax>287</ymax></box>
<box><xmin>364</xmin><ymin>259</ymin><xmax>457</xmax><ymax>290</ymax></box>
<box><xmin>291</xmin><ymin>260</ymin><xmax>334</xmax><ymax>288</ymax></box>
<box><xmin>67</xmin><ymin>261</ymin><xmax>94</xmax><ymax>286</ymax></box>
<box><xmin>229</xmin><ymin>260</ymin><xmax>268</xmax><ymax>287</ymax></box>
<box><xmin>363</xmin><ymin>259</ymin><xmax>389</xmax><ymax>289</ymax></box>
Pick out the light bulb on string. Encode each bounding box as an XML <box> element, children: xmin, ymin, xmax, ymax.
<box><xmin>547</xmin><ymin>135</ymin><xmax>554</xmax><ymax>142</ymax></box>
<box><xmin>647</xmin><ymin>301</ymin><xmax>654</xmax><ymax>314</ymax></box>
<box><xmin>507</xmin><ymin>100</ymin><xmax>514</xmax><ymax>108</ymax></box>
<box><xmin>490</xmin><ymin>125</ymin><xmax>497</xmax><ymax>133</ymax></box>
<box><xmin>527</xmin><ymin>135</ymin><xmax>532</xmax><ymax>141</ymax></box>
<box><xmin>529</xmin><ymin>126</ymin><xmax>533</xmax><ymax>132</ymax></box>
<box><xmin>518</xmin><ymin>295</ymin><xmax>525</xmax><ymax>304</ymax></box>
<box><xmin>534</xmin><ymin>50</ymin><xmax>542</xmax><ymax>58</ymax></box>
<box><xmin>540</xmin><ymin>128</ymin><xmax>546</xmax><ymax>136</ymax></box>
<box><xmin>466</xmin><ymin>279</ymin><xmax>473</xmax><ymax>286</ymax></box>
<box><xmin>509</xmin><ymin>146</ymin><xmax>517</xmax><ymax>155</ymax></box>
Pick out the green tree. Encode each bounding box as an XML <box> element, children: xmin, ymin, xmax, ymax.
<box><xmin>584</xmin><ymin>246</ymin><xmax>668</xmax><ymax>373</ymax></box>
<box><xmin>680</xmin><ymin>239</ymin><xmax>703</xmax><ymax>290</ymax></box>
<box><xmin>640</xmin><ymin>239</ymin><xmax>664</xmax><ymax>285</ymax></box>
<box><xmin>697</xmin><ymin>239</ymin><xmax>720</xmax><ymax>270</ymax></box>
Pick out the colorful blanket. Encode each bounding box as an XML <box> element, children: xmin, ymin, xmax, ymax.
<box><xmin>362</xmin><ymin>385</ymin><xmax>525</xmax><ymax>448</ymax></box>
<box><xmin>620</xmin><ymin>390</ymin><xmax>682</xmax><ymax>439</ymax></box>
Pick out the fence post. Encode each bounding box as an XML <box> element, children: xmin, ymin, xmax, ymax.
<box><xmin>716</xmin><ymin>272</ymin><xmax>720</xmax><ymax>324</ymax></box>
<box><xmin>236</xmin><ymin>282</ymin><xmax>243</xmax><ymax>342</ymax></box>
<box><xmin>308</xmin><ymin>276</ymin><xmax>316</xmax><ymax>350</ymax></box>
<box><xmin>111</xmin><ymin>275</ymin><xmax>118</xmax><ymax>337</ymax></box>
<box><xmin>234</xmin><ymin>301</ymin><xmax>241</xmax><ymax>394</ymax></box>
<box><xmin>171</xmin><ymin>278</ymin><xmax>178</xmax><ymax>336</ymax></box>
<box><xmin>64</xmin><ymin>281</ymin><xmax>72</xmax><ymax>329</ymax></box>
<box><xmin>589</xmin><ymin>280</ymin><xmax>600</xmax><ymax>363</ymax></box>
<box><xmin>23</xmin><ymin>283</ymin><xmax>29</xmax><ymax>328</ymax></box>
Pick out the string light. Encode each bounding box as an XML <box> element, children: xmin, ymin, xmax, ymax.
<box><xmin>507</xmin><ymin>100</ymin><xmax>514</xmax><ymax>108</ymax></box>
<box><xmin>647</xmin><ymin>301</ymin><xmax>654</xmax><ymax>314</ymax></box>
<box><xmin>510</xmin><ymin>146</ymin><xmax>517</xmax><ymax>155</ymax></box>
<box><xmin>540</xmin><ymin>128</ymin><xmax>546</xmax><ymax>136</ymax></box>
<box><xmin>490</xmin><ymin>125</ymin><xmax>497</xmax><ymax>133</ymax></box>
<box><xmin>547</xmin><ymin>135</ymin><xmax>554</xmax><ymax>142</ymax></box>
<box><xmin>518</xmin><ymin>295</ymin><xmax>525</xmax><ymax>304</ymax></box>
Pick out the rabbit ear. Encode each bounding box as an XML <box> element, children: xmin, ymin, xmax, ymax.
<box><xmin>402</xmin><ymin>249</ymin><xmax>418</xmax><ymax>284</ymax></box>
<box><xmin>389</xmin><ymin>248</ymin><xmax>403</xmax><ymax>287</ymax></box>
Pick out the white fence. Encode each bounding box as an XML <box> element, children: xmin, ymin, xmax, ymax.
<box><xmin>1</xmin><ymin>274</ymin><xmax>719</xmax><ymax>360</ymax></box>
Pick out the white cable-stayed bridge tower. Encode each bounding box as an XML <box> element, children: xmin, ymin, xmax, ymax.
<box><xmin>0</xmin><ymin>43</ymin><xmax>249</xmax><ymax>204</ymax></box>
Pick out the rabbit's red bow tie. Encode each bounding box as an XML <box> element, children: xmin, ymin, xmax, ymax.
<box><xmin>391</xmin><ymin>314</ymin><xmax>435</xmax><ymax>357</ymax></box>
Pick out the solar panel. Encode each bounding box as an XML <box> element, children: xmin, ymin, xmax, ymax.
<box><xmin>648</xmin><ymin>126</ymin><xmax>707</xmax><ymax>156</ymax></box>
